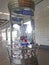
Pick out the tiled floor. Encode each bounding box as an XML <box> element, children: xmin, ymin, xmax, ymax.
<box><xmin>38</xmin><ymin>49</ymin><xmax>49</xmax><ymax>65</ymax></box>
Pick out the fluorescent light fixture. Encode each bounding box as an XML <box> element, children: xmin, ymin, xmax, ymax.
<box><xmin>0</xmin><ymin>12</ymin><xmax>10</xmax><ymax>15</ymax></box>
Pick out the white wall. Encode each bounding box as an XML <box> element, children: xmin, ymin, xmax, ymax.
<box><xmin>35</xmin><ymin>0</ymin><xmax>49</xmax><ymax>45</ymax></box>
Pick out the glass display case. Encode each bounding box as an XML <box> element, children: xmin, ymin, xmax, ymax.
<box><xmin>8</xmin><ymin>0</ymin><xmax>38</xmax><ymax>65</ymax></box>
<box><xmin>10</xmin><ymin>13</ymin><xmax>35</xmax><ymax>64</ymax></box>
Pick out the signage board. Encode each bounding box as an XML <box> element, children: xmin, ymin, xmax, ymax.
<box><xmin>14</xmin><ymin>9</ymin><xmax>34</xmax><ymax>16</ymax></box>
<box><xmin>12</xmin><ymin>17</ymin><xmax>23</xmax><ymax>22</ymax></box>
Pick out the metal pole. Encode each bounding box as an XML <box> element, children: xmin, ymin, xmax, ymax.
<box><xmin>30</xmin><ymin>9</ymin><xmax>35</xmax><ymax>43</ymax></box>
<box><xmin>6</xmin><ymin>29</ymin><xmax>8</xmax><ymax>44</ymax></box>
<box><xmin>10</xmin><ymin>11</ymin><xmax>13</xmax><ymax>65</ymax></box>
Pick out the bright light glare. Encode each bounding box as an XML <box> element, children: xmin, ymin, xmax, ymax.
<box><xmin>7</xmin><ymin>32</ymin><xmax>10</xmax><ymax>44</ymax></box>
<box><xmin>24</xmin><ymin>21</ymin><xmax>32</xmax><ymax>33</ymax></box>
<box><xmin>13</xmin><ymin>24</ymin><xmax>20</xmax><ymax>30</ymax></box>
<box><xmin>28</xmin><ymin>44</ymin><xmax>32</xmax><ymax>48</ymax></box>
<box><xmin>12</xmin><ymin>31</ymin><xmax>17</xmax><ymax>41</ymax></box>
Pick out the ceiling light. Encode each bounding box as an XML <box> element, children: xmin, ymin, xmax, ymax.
<box><xmin>0</xmin><ymin>12</ymin><xmax>3</xmax><ymax>14</ymax></box>
<box><xmin>0</xmin><ymin>12</ymin><xmax>10</xmax><ymax>15</ymax></box>
<box><xmin>3</xmin><ymin>13</ymin><xmax>10</xmax><ymax>15</ymax></box>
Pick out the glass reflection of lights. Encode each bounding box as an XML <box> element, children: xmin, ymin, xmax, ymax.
<box><xmin>28</xmin><ymin>44</ymin><xmax>32</xmax><ymax>48</ymax></box>
<box><xmin>24</xmin><ymin>21</ymin><xmax>32</xmax><ymax>33</ymax></box>
<box><xmin>13</xmin><ymin>24</ymin><xmax>20</xmax><ymax>30</ymax></box>
<box><xmin>13</xmin><ymin>24</ymin><xmax>20</xmax><ymax>41</ymax></box>
<box><xmin>12</xmin><ymin>31</ymin><xmax>17</xmax><ymax>41</ymax></box>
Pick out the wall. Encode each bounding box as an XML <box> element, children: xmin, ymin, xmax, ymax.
<box><xmin>34</xmin><ymin>0</ymin><xmax>49</xmax><ymax>45</ymax></box>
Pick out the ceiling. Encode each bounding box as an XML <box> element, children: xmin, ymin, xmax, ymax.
<box><xmin>0</xmin><ymin>0</ymin><xmax>43</xmax><ymax>27</ymax></box>
<box><xmin>33</xmin><ymin>0</ymin><xmax>43</xmax><ymax>4</ymax></box>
